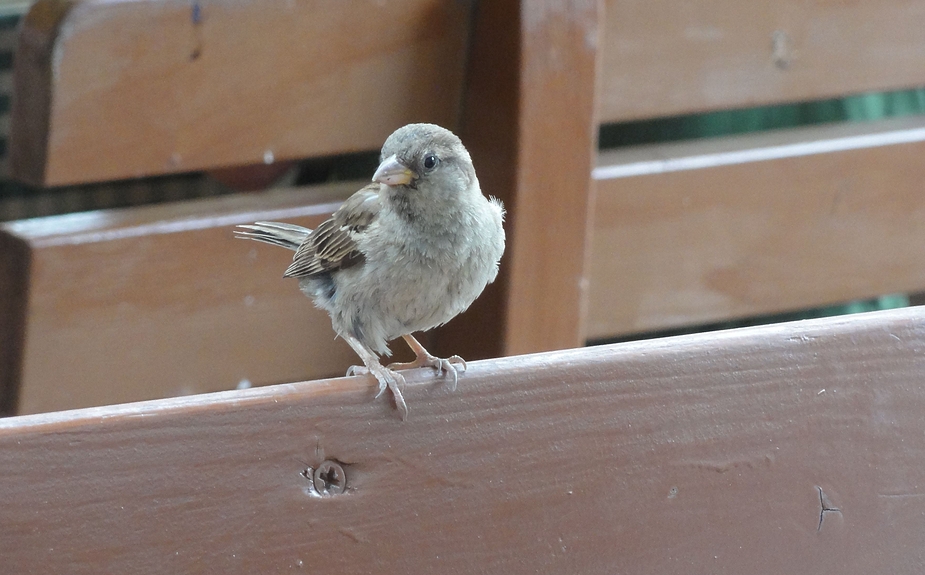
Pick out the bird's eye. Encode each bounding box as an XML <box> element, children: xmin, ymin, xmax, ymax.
<box><xmin>423</xmin><ymin>154</ymin><xmax>439</xmax><ymax>171</ymax></box>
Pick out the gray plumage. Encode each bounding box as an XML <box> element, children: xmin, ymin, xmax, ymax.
<box><xmin>235</xmin><ymin>124</ymin><xmax>505</xmax><ymax>419</ymax></box>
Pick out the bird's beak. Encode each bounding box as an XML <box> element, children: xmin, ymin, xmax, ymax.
<box><xmin>373</xmin><ymin>154</ymin><xmax>416</xmax><ymax>186</ymax></box>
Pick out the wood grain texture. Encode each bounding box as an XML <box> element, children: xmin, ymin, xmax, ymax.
<box><xmin>3</xmin><ymin>307</ymin><xmax>925</xmax><ymax>573</ymax></box>
<box><xmin>10</xmin><ymin>0</ymin><xmax>472</xmax><ymax>186</ymax></box>
<box><xmin>599</xmin><ymin>0</ymin><xmax>925</xmax><ymax>122</ymax></box>
<box><xmin>588</xmin><ymin>117</ymin><xmax>925</xmax><ymax>339</ymax></box>
<box><xmin>442</xmin><ymin>0</ymin><xmax>600</xmax><ymax>358</ymax></box>
<box><xmin>0</xmin><ymin>182</ymin><xmax>367</xmax><ymax>414</ymax></box>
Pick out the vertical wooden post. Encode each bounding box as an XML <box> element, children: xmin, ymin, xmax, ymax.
<box><xmin>0</xmin><ymin>232</ymin><xmax>29</xmax><ymax>415</ymax></box>
<box><xmin>437</xmin><ymin>0</ymin><xmax>601</xmax><ymax>359</ymax></box>
<box><xmin>9</xmin><ymin>1</ymin><xmax>72</xmax><ymax>185</ymax></box>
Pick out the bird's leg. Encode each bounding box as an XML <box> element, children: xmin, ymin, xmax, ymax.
<box><xmin>387</xmin><ymin>334</ymin><xmax>467</xmax><ymax>392</ymax></box>
<box><xmin>342</xmin><ymin>333</ymin><xmax>407</xmax><ymax>420</ymax></box>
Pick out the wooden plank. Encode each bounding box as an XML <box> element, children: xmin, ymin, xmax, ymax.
<box><xmin>599</xmin><ymin>0</ymin><xmax>925</xmax><ymax>122</ymax></box>
<box><xmin>439</xmin><ymin>0</ymin><xmax>600</xmax><ymax>359</ymax></box>
<box><xmin>0</xmin><ymin>182</ymin><xmax>368</xmax><ymax>414</ymax></box>
<box><xmin>9</xmin><ymin>0</ymin><xmax>472</xmax><ymax>186</ymax></box>
<box><xmin>588</xmin><ymin>116</ymin><xmax>925</xmax><ymax>339</ymax></box>
<box><xmin>4</xmin><ymin>307</ymin><xmax>925</xmax><ymax>573</ymax></box>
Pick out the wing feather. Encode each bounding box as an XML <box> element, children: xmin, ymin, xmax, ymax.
<box><xmin>282</xmin><ymin>184</ymin><xmax>381</xmax><ymax>279</ymax></box>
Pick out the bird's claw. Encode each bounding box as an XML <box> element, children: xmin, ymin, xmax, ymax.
<box><xmin>431</xmin><ymin>355</ymin><xmax>466</xmax><ymax>392</ymax></box>
<box><xmin>346</xmin><ymin>365</ymin><xmax>369</xmax><ymax>377</ymax></box>
<box><xmin>376</xmin><ymin>368</ymin><xmax>407</xmax><ymax>420</ymax></box>
<box><xmin>388</xmin><ymin>353</ymin><xmax>467</xmax><ymax>392</ymax></box>
<box><xmin>345</xmin><ymin>363</ymin><xmax>407</xmax><ymax>419</ymax></box>
<box><xmin>345</xmin><ymin>346</ymin><xmax>465</xmax><ymax>419</ymax></box>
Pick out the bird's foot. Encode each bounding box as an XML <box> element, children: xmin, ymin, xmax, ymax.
<box><xmin>341</xmin><ymin>333</ymin><xmax>409</xmax><ymax>420</ymax></box>
<box><xmin>346</xmin><ymin>365</ymin><xmax>369</xmax><ymax>377</ymax></box>
<box><xmin>347</xmin><ymin>363</ymin><xmax>407</xmax><ymax>420</ymax></box>
<box><xmin>388</xmin><ymin>353</ymin><xmax>467</xmax><ymax>392</ymax></box>
<box><xmin>370</xmin><ymin>364</ymin><xmax>408</xmax><ymax>420</ymax></box>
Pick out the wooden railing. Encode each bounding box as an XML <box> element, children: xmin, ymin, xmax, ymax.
<box><xmin>3</xmin><ymin>307</ymin><xmax>925</xmax><ymax>572</ymax></box>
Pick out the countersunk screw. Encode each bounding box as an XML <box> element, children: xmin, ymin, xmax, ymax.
<box><xmin>312</xmin><ymin>460</ymin><xmax>347</xmax><ymax>496</ymax></box>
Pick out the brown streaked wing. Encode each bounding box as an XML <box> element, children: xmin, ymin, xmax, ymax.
<box><xmin>283</xmin><ymin>184</ymin><xmax>381</xmax><ymax>278</ymax></box>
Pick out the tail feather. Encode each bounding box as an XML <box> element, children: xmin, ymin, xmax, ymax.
<box><xmin>234</xmin><ymin>221</ymin><xmax>311</xmax><ymax>252</ymax></box>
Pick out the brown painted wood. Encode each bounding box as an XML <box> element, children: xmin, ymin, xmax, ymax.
<box><xmin>0</xmin><ymin>229</ymin><xmax>29</xmax><ymax>415</ymax></box>
<box><xmin>599</xmin><ymin>0</ymin><xmax>925</xmax><ymax>122</ymax></box>
<box><xmin>9</xmin><ymin>0</ymin><xmax>472</xmax><ymax>186</ymax></box>
<box><xmin>7</xmin><ymin>0</ymin><xmax>65</xmax><ymax>188</ymax></box>
<box><xmin>440</xmin><ymin>0</ymin><xmax>600</xmax><ymax>359</ymax></box>
<box><xmin>433</xmin><ymin>0</ymin><xmax>520</xmax><ymax>363</ymax></box>
<box><xmin>0</xmin><ymin>182</ymin><xmax>370</xmax><ymax>414</ymax></box>
<box><xmin>588</xmin><ymin>117</ymin><xmax>925</xmax><ymax>339</ymax></box>
<box><xmin>504</xmin><ymin>1</ymin><xmax>600</xmax><ymax>355</ymax></box>
<box><xmin>3</xmin><ymin>307</ymin><xmax>925</xmax><ymax>573</ymax></box>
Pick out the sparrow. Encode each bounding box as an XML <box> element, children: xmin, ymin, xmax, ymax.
<box><xmin>235</xmin><ymin>123</ymin><xmax>505</xmax><ymax>419</ymax></box>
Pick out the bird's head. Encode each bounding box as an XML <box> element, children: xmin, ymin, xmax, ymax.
<box><xmin>372</xmin><ymin>124</ymin><xmax>475</xmax><ymax>201</ymax></box>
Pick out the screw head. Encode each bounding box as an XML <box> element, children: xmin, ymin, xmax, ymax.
<box><xmin>313</xmin><ymin>460</ymin><xmax>347</xmax><ymax>496</ymax></box>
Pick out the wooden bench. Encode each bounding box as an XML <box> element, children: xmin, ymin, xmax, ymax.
<box><xmin>0</xmin><ymin>0</ymin><xmax>477</xmax><ymax>413</ymax></box>
<box><xmin>3</xmin><ymin>3</ymin><xmax>925</xmax><ymax>570</ymax></box>
<box><xmin>3</xmin><ymin>306</ymin><xmax>924</xmax><ymax>572</ymax></box>
<box><xmin>587</xmin><ymin>0</ymin><xmax>925</xmax><ymax>338</ymax></box>
<box><xmin>3</xmin><ymin>0</ymin><xmax>925</xmax><ymax>416</ymax></box>
<box><xmin>590</xmin><ymin>117</ymin><xmax>925</xmax><ymax>337</ymax></box>
<box><xmin>0</xmin><ymin>183</ymin><xmax>362</xmax><ymax>414</ymax></box>
<box><xmin>0</xmin><ymin>0</ymin><xmax>599</xmax><ymax>414</ymax></box>
<box><xmin>441</xmin><ymin>0</ymin><xmax>925</xmax><ymax>351</ymax></box>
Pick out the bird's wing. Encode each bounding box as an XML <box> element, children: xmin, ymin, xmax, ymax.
<box><xmin>283</xmin><ymin>184</ymin><xmax>381</xmax><ymax>278</ymax></box>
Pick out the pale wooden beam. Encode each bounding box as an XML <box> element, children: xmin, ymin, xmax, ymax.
<box><xmin>10</xmin><ymin>0</ymin><xmax>473</xmax><ymax>186</ymax></box>
<box><xmin>589</xmin><ymin>117</ymin><xmax>925</xmax><ymax>338</ymax></box>
<box><xmin>0</xmin><ymin>182</ymin><xmax>363</xmax><ymax>414</ymax></box>
<box><xmin>599</xmin><ymin>0</ymin><xmax>925</xmax><ymax>122</ymax></box>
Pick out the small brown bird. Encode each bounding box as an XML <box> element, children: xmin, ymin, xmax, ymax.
<box><xmin>235</xmin><ymin>124</ymin><xmax>505</xmax><ymax>419</ymax></box>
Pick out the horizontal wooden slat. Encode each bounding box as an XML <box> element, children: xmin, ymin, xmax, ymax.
<box><xmin>3</xmin><ymin>307</ymin><xmax>925</xmax><ymax>573</ymax></box>
<box><xmin>588</xmin><ymin>116</ymin><xmax>925</xmax><ymax>339</ymax></box>
<box><xmin>10</xmin><ymin>0</ymin><xmax>472</xmax><ymax>186</ymax></box>
<box><xmin>600</xmin><ymin>0</ymin><xmax>925</xmax><ymax>122</ymax></box>
<box><xmin>0</xmin><ymin>182</ymin><xmax>368</xmax><ymax>414</ymax></box>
